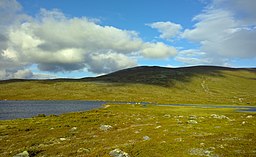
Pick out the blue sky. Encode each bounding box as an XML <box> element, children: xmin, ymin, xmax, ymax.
<box><xmin>0</xmin><ymin>0</ymin><xmax>255</xmax><ymax>79</ymax></box>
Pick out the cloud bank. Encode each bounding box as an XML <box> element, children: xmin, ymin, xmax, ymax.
<box><xmin>149</xmin><ymin>0</ymin><xmax>256</xmax><ymax>66</ymax></box>
<box><xmin>181</xmin><ymin>0</ymin><xmax>256</xmax><ymax>64</ymax></box>
<box><xmin>0</xmin><ymin>0</ymin><xmax>177</xmax><ymax>79</ymax></box>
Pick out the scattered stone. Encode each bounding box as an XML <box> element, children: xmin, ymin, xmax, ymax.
<box><xmin>174</xmin><ymin>115</ymin><xmax>183</xmax><ymax>118</ymax></box>
<box><xmin>60</xmin><ymin>138</ymin><xmax>67</xmax><ymax>141</ymax></box>
<box><xmin>208</xmin><ymin>147</ymin><xmax>215</xmax><ymax>151</ymax></box>
<box><xmin>211</xmin><ymin>114</ymin><xmax>229</xmax><ymax>120</ymax></box>
<box><xmin>134</xmin><ymin>130</ymin><xmax>140</xmax><ymax>134</ymax></box>
<box><xmin>100</xmin><ymin>125</ymin><xmax>112</xmax><ymax>131</ymax></box>
<box><xmin>187</xmin><ymin>120</ymin><xmax>198</xmax><ymax>124</ymax></box>
<box><xmin>13</xmin><ymin>151</ymin><xmax>29</xmax><ymax>157</ymax></box>
<box><xmin>189</xmin><ymin>115</ymin><xmax>197</xmax><ymax>120</ymax></box>
<box><xmin>143</xmin><ymin>136</ymin><xmax>151</xmax><ymax>141</ymax></box>
<box><xmin>199</xmin><ymin>116</ymin><xmax>205</xmax><ymax>119</ymax></box>
<box><xmin>200</xmin><ymin>143</ymin><xmax>205</xmax><ymax>147</ymax></box>
<box><xmin>246</xmin><ymin>115</ymin><xmax>253</xmax><ymax>119</ymax></box>
<box><xmin>109</xmin><ymin>149</ymin><xmax>129</xmax><ymax>157</ymax></box>
<box><xmin>242</xmin><ymin>121</ymin><xmax>246</xmax><ymax>125</ymax></box>
<box><xmin>77</xmin><ymin>148</ymin><xmax>90</xmax><ymax>153</ymax></box>
<box><xmin>155</xmin><ymin>125</ymin><xmax>162</xmax><ymax>129</ymax></box>
<box><xmin>163</xmin><ymin>114</ymin><xmax>171</xmax><ymax>118</ymax></box>
<box><xmin>189</xmin><ymin>148</ymin><xmax>219</xmax><ymax>157</ymax></box>
<box><xmin>70</xmin><ymin>127</ymin><xmax>77</xmax><ymax>131</ymax></box>
<box><xmin>175</xmin><ymin>138</ymin><xmax>183</xmax><ymax>142</ymax></box>
<box><xmin>189</xmin><ymin>148</ymin><xmax>205</xmax><ymax>156</ymax></box>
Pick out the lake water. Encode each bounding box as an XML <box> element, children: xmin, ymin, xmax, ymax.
<box><xmin>0</xmin><ymin>101</ymin><xmax>255</xmax><ymax>120</ymax></box>
<box><xmin>0</xmin><ymin>100</ymin><xmax>106</xmax><ymax>120</ymax></box>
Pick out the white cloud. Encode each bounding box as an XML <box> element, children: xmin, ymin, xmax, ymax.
<box><xmin>182</xmin><ymin>0</ymin><xmax>256</xmax><ymax>60</ymax></box>
<box><xmin>175</xmin><ymin>49</ymin><xmax>230</xmax><ymax>66</ymax></box>
<box><xmin>147</xmin><ymin>21</ymin><xmax>182</xmax><ymax>39</ymax></box>
<box><xmin>13</xmin><ymin>69</ymin><xmax>33</xmax><ymax>79</ymax></box>
<box><xmin>85</xmin><ymin>52</ymin><xmax>137</xmax><ymax>74</ymax></box>
<box><xmin>0</xmin><ymin>1</ymin><xmax>178</xmax><ymax>79</ymax></box>
<box><xmin>142</xmin><ymin>42</ymin><xmax>177</xmax><ymax>59</ymax></box>
<box><xmin>212</xmin><ymin>0</ymin><xmax>256</xmax><ymax>23</ymax></box>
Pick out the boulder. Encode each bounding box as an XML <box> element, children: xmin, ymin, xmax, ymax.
<box><xmin>13</xmin><ymin>151</ymin><xmax>29</xmax><ymax>157</ymax></box>
<box><xmin>100</xmin><ymin>125</ymin><xmax>112</xmax><ymax>131</ymax></box>
<box><xmin>143</xmin><ymin>136</ymin><xmax>151</xmax><ymax>141</ymax></box>
<box><xmin>187</xmin><ymin>120</ymin><xmax>198</xmax><ymax>124</ymax></box>
<box><xmin>109</xmin><ymin>149</ymin><xmax>129</xmax><ymax>157</ymax></box>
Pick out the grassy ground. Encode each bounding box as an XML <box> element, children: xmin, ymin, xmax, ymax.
<box><xmin>0</xmin><ymin>70</ymin><xmax>256</xmax><ymax>105</ymax></box>
<box><xmin>0</xmin><ymin>68</ymin><xmax>256</xmax><ymax>105</ymax></box>
<box><xmin>1</xmin><ymin>104</ymin><xmax>256</xmax><ymax>156</ymax></box>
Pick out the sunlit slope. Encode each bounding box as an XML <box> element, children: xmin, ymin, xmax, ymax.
<box><xmin>0</xmin><ymin>66</ymin><xmax>255</xmax><ymax>105</ymax></box>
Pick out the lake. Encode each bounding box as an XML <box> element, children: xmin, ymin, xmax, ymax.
<box><xmin>0</xmin><ymin>100</ymin><xmax>255</xmax><ymax>120</ymax></box>
<box><xmin>0</xmin><ymin>100</ymin><xmax>106</xmax><ymax>120</ymax></box>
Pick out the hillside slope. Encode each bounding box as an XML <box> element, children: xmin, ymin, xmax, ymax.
<box><xmin>0</xmin><ymin>66</ymin><xmax>255</xmax><ymax>105</ymax></box>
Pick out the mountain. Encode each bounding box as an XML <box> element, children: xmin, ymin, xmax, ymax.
<box><xmin>0</xmin><ymin>66</ymin><xmax>255</xmax><ymax>105</ymax></box>
<box><xmin>89</xmin><ymin>65</ymin><xmax>256</xmax><ymax>87</ymax></box>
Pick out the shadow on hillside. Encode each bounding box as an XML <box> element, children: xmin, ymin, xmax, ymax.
<box><xmin>1</xmin><ymin>66</ymin><xmax>255</xmax><ymax>87</ymax></box>
<box><xmin>82</xmin><ymin>66</ymin><xmax>256</xmax><ymax>87</ymax></box>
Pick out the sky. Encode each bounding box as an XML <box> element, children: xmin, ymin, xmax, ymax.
<box><xmin>0</xmin><ymin>0</ymin><xmax>256</xmax><ymax>79</ymax></box>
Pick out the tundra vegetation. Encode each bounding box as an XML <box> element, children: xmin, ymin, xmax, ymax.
<box><xmin>0</xmin><ymin>66</ymin><xmax>255</xmax><ymax>105</ymax></box>
<box><xmin>0</xmin><ymin>66</ymin><xmax>255</xmax><ymax>156</ymax></box>
<box><xmin>0</xmin><ymin>105</ymin><xmax>256</xmax><ymax>156</ymax></box>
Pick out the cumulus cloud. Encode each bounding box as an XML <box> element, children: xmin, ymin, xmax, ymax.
<box><xmin>175</xmin><ymin>49</ymin><xmax>229</xmax><ymax>66</ymax></box>
<box><xmin>142</xmin><ymin>42</ymin><xmax>177</xmax><ymax>59</ymax></box>
<box><xmin>147</xmin><ymin>21</ymin><xmax>182</xmax><ymax>39</ymax></box>
<box><xmin>0</xmin><ymin>0</ymin><xmax>178</xmax><ymax>79</ymax></box>
<box><xmin>182</xmin><ymin>0</ymin><xmax>256</xmax><ymax>59</ymax></box>
<box><xmin>85</xmin><ymin>52</ymin><xmax>137</xmax><ymax>74</ymax></box>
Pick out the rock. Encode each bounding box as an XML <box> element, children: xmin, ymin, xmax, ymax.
<box><xmin>200</xmin><ymin>143</ymin><xmax>205</xmax><ymax>147</ymax></box>
<box><xmin>189</xmin><ymin>115</ymin><xmax>197</xmax><ymax>120</ymax></box>
<box><xmin>155</xmin><ymin>125</ymin><xmax>162</xmax><ymax>129</ymax></box>
<box><xmin>189</xmin><ymin>148</ymin><xmax>219</xmax><ymax>157</ymax></box>
<box><xmin>109</xmin><ymin>149</ymin><xmax>129</xmax><ymax>157</ymax></box>
<box><xmin>246</xmin><ymin>115</ymin><xmax>253</xmax><ymax>118</ymax></box>
<box><xmin>211</xmin><ymin>114</ymin><xmax>229</xmax><ymax>120</ymax></box>
<box><xmin>134</xmin><ymin>130</ymin><xmax>140</xmax><ymax>134</ymax></box>
<box><xmin>163</xmin><ymin>114</ymin><xmax>171</xmax><ymax>118</ymax></box>
<box><xmin>70</xmin><ymin>127</ymin><xmax>77</xmax><ymax>131</ymax></box>
<box><xmin>77</xmin><ymin>148</ymin><xmax>90</xmax><ymax>153</ymax></box>
<box><xmin>187</xmin><ymin>120</ymin><xmax>198</xmax><ymax>124</ymax></box>
<box><xmin>188</xmin><ymin>148</ymin><xmax>205</xmax><ymax>156</ymax></box>
<box><xmin>13</xmin><ymin>151</ymin><xmax>29</xmax><ymax>157</ymax></box>
<box><xmin>100</xmin><ymin>125</ymin><xmax>112</xmax><ymax>131</ymax></box>
<box><xmin>175</xmin><ymin>138</ymin><xmax>183</xmax><ymax>142</ymax></box>
<box><xmin>60</xmin><ymin>138</ymin><xmax>67</xmax><ymax>141</ymax></box>
<box><xmin>143</xmin><ymin>136</ymin><xmax>151</xmax><ymax>141</ymax></box>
